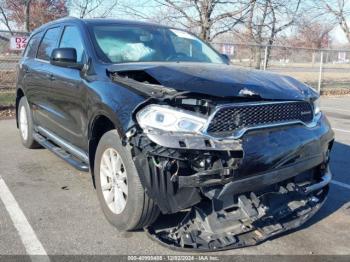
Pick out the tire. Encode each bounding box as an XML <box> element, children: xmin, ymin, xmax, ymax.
<box><xmin>18</xmin><ymin>96</ymin><xmax>40</xmax><ymax>149</ymax></box>
<box><xmin>94</xmin><ymin>130</ymin><xmax>159</xmax><ymax>231</ymax></box>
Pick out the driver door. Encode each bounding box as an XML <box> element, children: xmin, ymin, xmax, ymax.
<box><xmin>48</xmin><ymin>25</ymin><xmax>88</xmax><ymax>150</ymax></box>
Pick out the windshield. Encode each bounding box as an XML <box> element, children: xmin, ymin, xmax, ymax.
<box><xmin>90</xmin><ymin>24</ymin><xmax>225</xmax><ymax>64</ymax></box>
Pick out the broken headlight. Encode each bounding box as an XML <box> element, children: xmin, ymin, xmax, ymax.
<box><xmin>313</xmin><ymin>97</ymin><xmax>321</xmax><ymax>115</ymax></box>
<box><xmin>136</xmin><ymin>104</ymin><xmax>207</xmax><ymax>133</ymax></box>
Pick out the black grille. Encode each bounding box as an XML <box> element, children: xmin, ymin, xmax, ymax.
<box><xmin>206</xmin><ymin>101</ymin><xmax>314</xmax><ymax>136</ymax></box>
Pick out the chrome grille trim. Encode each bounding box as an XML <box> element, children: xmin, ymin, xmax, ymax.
<box><xmin>202</xmin><ymin>101</ymin><xmax>317</xmax><ymax>139</ymax></box>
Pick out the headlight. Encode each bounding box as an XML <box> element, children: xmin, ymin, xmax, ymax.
<box><xmin>136</xmin><ymin>105</ymin><xmax>207</xmax><ymax>133</ymax></box>
<box><xmin>313</xmin><ymin>98</ymin><xmax>321</xmax><ymax>115</ymax></box>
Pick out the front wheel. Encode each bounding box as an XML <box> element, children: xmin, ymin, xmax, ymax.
<box><xmin>18</xmin><ymin>96</ymin><xmax>40</xmax><ymax>149</ymax></box>
<box><xmin>94</xmin><ymin>130</ymin><xmax>159</xmax><ymax>231</ymax></box>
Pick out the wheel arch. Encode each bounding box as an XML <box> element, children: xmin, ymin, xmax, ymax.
<box><xmin>15</xmin><ymin>88</ymin><xmax>25</xmax><ymax>128</ymax></box>
<box><xmin>88</xmin><ymin>110</ymin><xmax>125</xmax><ymax>187</ymax></box>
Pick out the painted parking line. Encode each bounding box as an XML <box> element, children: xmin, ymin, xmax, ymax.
<box><xmin>331</xmin><ymin>180</ymin><xmax>350</xmax><ymax>190</ymax></box>
<box><xmin>0</xmin><ymin>176</ymin><xmax>49</xmax><ymax>261</ymax></box>
<box><xmin>322</xmin><ymin>107</ymin><xmax>350</xmax><ymax>113</ymax></box>
<box><xmin>333</xmin><ymin>128</ymin><xmax>350</xmax><ymax>134</ymax></box>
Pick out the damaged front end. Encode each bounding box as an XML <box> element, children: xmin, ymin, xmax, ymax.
<box><xmin>146</xmin><ymin>166</ymin><xmax>331</xmax><ymax>251</ymax></box>
<box><xmin>111</xmin><ymin>71</ymin><xmax>334</xmax><ymax>251</ymax></box>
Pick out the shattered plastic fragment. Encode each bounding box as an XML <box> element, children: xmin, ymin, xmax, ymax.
<box><xmin>146</xmin><ymin>182</ymin><xmax>328</xmax><ymax>251</ymax></box>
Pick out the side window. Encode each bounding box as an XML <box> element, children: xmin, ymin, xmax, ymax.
<box><xmin>37</xmin><ymin>27</ymin><xmax>61</xmax><ymax>61</ymax></box>
<box><xmin>23</xmin><ymin>32</ymin><xmax>43</xmax><ymax>58</ymax></box>
<box><xmin>169</xmin><ymin>33</ymin><xmax>204</xmax><ymax>60</ymax></box>
<box><xmin>59</xmin><ymin>26</ymin><xmax>84</xmax><ymax>63</ymax></box>
<box><xmin>170</xmin><ymin>34</ymin><xmax>192</xmax><ymax>56</ymax></box>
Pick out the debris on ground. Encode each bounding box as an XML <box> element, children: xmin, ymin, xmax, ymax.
<box><xmin>0</xmin><ymin>105</ymin><xmax>15</xmax><ymax>120</ymax></box>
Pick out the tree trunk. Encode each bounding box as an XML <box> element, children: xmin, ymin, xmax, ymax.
<box><xmin>24</xmin><ymin>0</ymin><xmax>32</xmax><ymax>32</ymax></box>
<box><xmin>312</xmin><ymin>52</ymin><xmax>316</xmax><ymax>65</ymax></box>
<box><xmin>200</xmin><ymin>21</ymin><xmax>211</xmax><ymax>42</ymax></box>
<box><xmin>247</xmin><ymin>0</ymin><xmax>255</xmax><ymax>67</ymax></box>
<box><xmin>254</xmin><ymin>1</ymin><xmax>268</xmax><ymax>69</ymax></box>
<box><xmin>0</xmin><ymin>7</ymin><xmax>13</xmax><ymax>35</ymax></box>
<box><xmin>265</xmin><ymin>37</ymin><xmax>275</xmax><ymax>69</ymax></box>
<box><xmin>255</xmin><ymin>46</ymin><xmax>262</xmax><ymax>69</ymax></box>
<box><xmin>200</xmin><ymin>29</ymin><xmax>208</xmax><ymax>41</ymax></box>
<box><xmin>340</xmin><ymin>20</ymin><xmax>350</xmax><ymax>43</ymax></box>
<box><xmin>249</xmin><ymin>46</ymin><xmax>255</xmax><ymax>67</ymax></box>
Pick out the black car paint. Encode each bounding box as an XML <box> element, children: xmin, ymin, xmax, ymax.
<box><xmin>17</xmin><ymin>18</ymin><xmax>319</xmax><ymax>149</ymax></box>
<box><xmin>108</xmin><ymin>62</ymin><xmax>318</xmax><ymax>100</ymax></box>
<box><xmin>16</xmin><ymin>18</ymin><xmax>334</xmax><ymax>251</ymax></box>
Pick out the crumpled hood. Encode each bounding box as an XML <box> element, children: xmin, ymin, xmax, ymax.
<box><xmin>108</xmin><ymin>62</ymin><xmax>317</xmax><ymax>100</ymax></box>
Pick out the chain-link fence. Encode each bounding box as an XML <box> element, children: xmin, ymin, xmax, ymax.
<box><xmin>0</xmin><ymin>30</ymin><xmax>349</xmax><ymax>93</ymax></box>
<box><xmin>0</xmin><ymin>30</ymin><xmax>29</xmax><ymax>90</ymax></box>
<box><xmin>0</xmin><ymin>30</ymin><xmax>28</xmax><ymax>115</ymax></box>
<box><xmin>0</xmin><ymin>31</ymin><xmax>28</xmax><ymax>90</ymax></box>
<box><xmin>213</xmin><ymin>43</ymin><xmax>350</xmax><ymax>94</ymax></box>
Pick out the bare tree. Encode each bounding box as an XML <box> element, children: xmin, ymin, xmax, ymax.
<box><xmin>69</xmin><ymin>0</ymin><xmax>118</xmax><ymax>18</ymax></box>
<box><xmin>3</xmin><ymin>0</ymin><xmax>67</xmax><ymax>32</ymax></box>
<box><xmin>295</xmin><ymin>18</ymin><xmax>333</xmax><ymax>64</ymax></box>
<box><xmin>1</xmin><ymin>0</ymin><xmax>32</xmax><ymax>32</ymax></box>
<box><xmin>24</xmin><ymin>0</ymin><xmax>32</xmax><ymax>32</ymax></box>
<box><xmin>168</xmin><ymin>0</ymin><xmax>253</xmax><ymax>41</ymax></box>
<box><xmin>0</xmin><ymin>1</ymin><xmax>12</xmax><ymax>34</ymax></box>
<box><xmin>123</xmin><ymin>0</ymin><xmax>253</xmax><ymax>42</ymax></box>
<box><xmin>245</xmin><ymin>0</ymin><xmax>302</xmax><ymax>68</ymax></box>
<box><xmin>297</xmin><ymin>19</ymin><xmax>333</xmax><ymax>49</ymax></box>
<box><xmin>319</xmin><ymin>0</ymin><xmax>350</xmax><ymax>42</ymax></box>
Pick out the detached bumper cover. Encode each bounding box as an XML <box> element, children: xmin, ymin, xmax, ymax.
<box><xmin>146</xmin><ymin>167</ymin><xmax>331</xmax><ymax>251</ymax></box>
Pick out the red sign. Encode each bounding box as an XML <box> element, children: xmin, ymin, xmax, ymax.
<box><xmin>10</xmin><ymin>36</ymin><xmax>27</xmax><ymax>50</ymax></box>
<box><xmin>221</xmin><ymin>44</ymin><xmax>234</xmax><ymax>56</ymax></box>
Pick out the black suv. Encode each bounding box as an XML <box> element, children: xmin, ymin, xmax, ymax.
<box><xmin>16</xmin><ymin>17</ymin><xmax>334</xmax><ymax>251</ymax></box>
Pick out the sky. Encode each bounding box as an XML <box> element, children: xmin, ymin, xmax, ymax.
<box><xmin>331</xmin><ymin>26</ymin><xmax>349</xmax><ymax>45</ymax></box>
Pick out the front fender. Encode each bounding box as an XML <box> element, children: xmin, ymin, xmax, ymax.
<box><xmin>86</xmin><ymin>80</ymin><xmax>145</xmax><ymax>138</ymax></box>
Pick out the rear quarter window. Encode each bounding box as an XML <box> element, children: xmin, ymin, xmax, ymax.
<box><xmin>23</xmin><ymin>31</ymin><xmax>43</xmax><ymax>58</ymax></box>
<box><xmin>37</xmin><ymin>27</ymin><xmax>61</xmax><ymax>61</ymax></box>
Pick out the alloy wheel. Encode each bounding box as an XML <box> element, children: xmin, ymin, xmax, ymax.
<box><xmin>100</xmin><ymin>148</ymin><xmax>128</xmax><ymax>214</ymax></box>
<box><xmin>19</xmin><ymin>105</ymin><xmax>28</xmax><ymax>141</ymax></box>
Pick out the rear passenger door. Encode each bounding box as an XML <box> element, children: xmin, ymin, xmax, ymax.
<box><xmin>29</xmin><ymin>26</ymin><xmax>62</xmax><ymax>130</ymax></box>
<box><xmin>19</xmin><ymin>30</ymin><xmax>44</xmax><ymax>112</ymax></box>
<box><xmin>48</xmin><ymin>25</ymin><xmax>87</xmax><ymax>150</ymax></box>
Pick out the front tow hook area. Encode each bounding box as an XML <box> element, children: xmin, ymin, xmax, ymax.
<box><xmin>146</xmin><ymin>169</ymin><xmax>331</xmax><ymax>251</ymax></box>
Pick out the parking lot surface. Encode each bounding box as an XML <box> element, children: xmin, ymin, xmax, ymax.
<box><xmin>0</xmin><ymin>96</ymin><xmax>350</xmax><ymax>256</ymax></box>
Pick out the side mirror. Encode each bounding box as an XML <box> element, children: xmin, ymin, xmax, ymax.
<box><xmin>221</xmin><ymin>53</ymin><xmax>230</xmax><ymax>64</ymax></box>
<box><xmin>50</xmin><ymin>48</ymin><xmax>83</xmax><ymax>69</ymax></box>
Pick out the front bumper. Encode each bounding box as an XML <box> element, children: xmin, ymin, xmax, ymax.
<box><xmin>147</xmin><ymin>167</ymin><xmax>331</xmax><ymax>251</ymax></box>
<box><xmin>129</xmin><ymin>113</ymin><xmax>334</xmax><ymax>251</ymax></box>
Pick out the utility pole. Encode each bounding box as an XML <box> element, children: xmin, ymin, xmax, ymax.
<box><xmin>263</xmin><ymin>45</ymin><xmax>268</xmax><ymax>70</ymax></box>
<box><xmin>318</xmin><ymin>51</ymin><xmax>324</xmax><ymax>93</ymax></box>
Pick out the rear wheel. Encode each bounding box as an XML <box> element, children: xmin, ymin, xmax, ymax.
<box><xmin>18</xmin><ymin>96</ymin><xmax>39</xmax><ymax>149</ymax></box>
<box><xmin>95</xmin><ymin>130</ymin><xmax>159</xmax><ymax>230</ymax></box>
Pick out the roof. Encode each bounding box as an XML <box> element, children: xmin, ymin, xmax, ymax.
<box><xmin>81</xmin><ymin>18</ymin><xmax>169</xmax><ymax>28</ymax></box>
<box><xmin>31</xmin><ymin>16</ymin><xmax>171</xmax><ymax>35</ymax></box>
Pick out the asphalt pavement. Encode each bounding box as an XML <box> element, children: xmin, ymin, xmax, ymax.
<box><xmin>0</xmin><ymin>96</ymin><xmax>349</xmax><ymax>257</ymax></box>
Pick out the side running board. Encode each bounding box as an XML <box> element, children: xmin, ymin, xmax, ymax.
<box><xmin>33</xmin><ymin>131</ymin><xmax>89</xmax><ymax>172</ymax></box>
